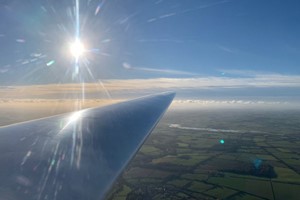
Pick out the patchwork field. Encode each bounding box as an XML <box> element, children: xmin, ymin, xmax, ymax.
<box><xmin>108</xmin><ymin>108</ymin><xmax>300</xmax><ymax>200</ymax></box>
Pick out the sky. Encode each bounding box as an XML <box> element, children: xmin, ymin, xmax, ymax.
<box><xmin>0</xmin><ymin>0</ymin><xmax>300</xmax><ymax>102</ymax></box>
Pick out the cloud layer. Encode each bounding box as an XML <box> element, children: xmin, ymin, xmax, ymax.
<box><xmin>1</xmin><ymin>73</ymin><xmax>299</xmax><ymax>107</ymax></box>
<box><xmin>169</xmin><ymin>124</ymin><xmax>266</xmax><ymax>134</ymax></box>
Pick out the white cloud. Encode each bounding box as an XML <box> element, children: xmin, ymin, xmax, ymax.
<box><xmin>122</xmin><ymin>62</ymin><xmax>198</xmax><ymax>76</ymax></box>
<box><xmin>173</xmin><ymin>99</ymin><xmax>285</xmax><ymax>105</ymax></box>
<box><xmin>1</xmin><ymin>71</ymin><xmax>299</xmax><ymax>105</ymax></box>
<box><xmin>103</xmin><ymin>74</ymin><xmax>300</xmax><ymax>89</ymax></box>
<box><xmin>217</xmin><ymin>45</ymin><xmax>238</xmax><ymax>54</ymax></box>
<box><xmin>169</xmin><ymin>124</ymin><xmax>266</xmax><ymax>134</ymax></box>
<box><xmin>0</xmin><ymin>69</ymin><xmax>9</xmax><ymax>74</ymax></box>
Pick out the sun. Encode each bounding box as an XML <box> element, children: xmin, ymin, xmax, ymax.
<box><xmin>70</xmin><ymin>39</ymin><xmax>85</xmax><ymax>59</ymax></box>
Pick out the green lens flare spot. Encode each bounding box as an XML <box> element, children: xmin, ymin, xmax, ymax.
<box><xmin>46</xmin><ymin>60</ymin><xmax>55</xmax><ymax>66</ymax></box>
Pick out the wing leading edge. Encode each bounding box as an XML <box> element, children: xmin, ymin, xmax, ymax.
<box><xmin>0</xmin><ymin>92</ymin><xmax>175</xmax><ymax>200</ymax></box>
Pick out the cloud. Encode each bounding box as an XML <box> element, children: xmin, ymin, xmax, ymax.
<box><xmin>169</xmin><ymin>124</ymin><xmax>266</xmax><ymax>134</ymax></box>
<box><xmin>148</xmin><ymin>0</ymin><xmax>230</xmax><ymax>23</ymax></box>
<box><xmin>217</xmin><ymin>45</ymin><xmax>238</xmax><ymax>54</ymax></box>
<box><xmin>122</xmin><ymin>62</ymin><xmax>198</xmax><ymax>76</ymax></box>
<box><xmin>105</xmin><ymin>74</ymin><xmax>300</xmax><ymax>89</ymax></box>
<box><xmin>137</xmin><ymin>38</ymin><xmax>184</xmax><ymax>43</ymax></box>
<box><xmin>218</xmin><ymin>69</ymin><xmax>273</xmax><ymax>77</ymax></box>
<box><xmin>1</xmin><ymin>72</ymin><xmax>299</xmax><ymax>103</ymax></box>
<box><xmin>181</xmin><ymin>0</ymin><xmax>231</xmax><ymax>14</ymax></box>
<box><xmin>0</xmin><ymin>69</ymin><xmax>9</xmax><ymax>74</ymax></box>
<box><xmin>159</xmin><ymin>13</ymin><xmax>176</xmax><ymax>19</ymax></box>
<box><xmin>0</xmin><ymin>65</ymin><xmax>11</xmax><ymax>74</ymax></box>
<box><xmin>172</xmin><ymin>99</ymin><xmax>291</xmax><ymax>108</ymax></box>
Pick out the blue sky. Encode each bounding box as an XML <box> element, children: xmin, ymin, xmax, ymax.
<box><xmin>0</xmin><ymin>0</ymin><xmax>300</xmax><ymax>101</ymax></box>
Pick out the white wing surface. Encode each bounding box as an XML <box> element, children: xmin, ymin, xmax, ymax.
<box><xmin>0</xmin><ymin>92</ymin><xmax>175</xmax><ymax>200</ymax></box>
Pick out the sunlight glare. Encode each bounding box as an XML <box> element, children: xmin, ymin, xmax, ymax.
<box><xmin>70</xmin><ymin>39</ymin><xmax>85</xmax><ymax>59</ymax></box>
<box><xmin>69</xmin><ymin>110</ymin><xmax>83</xmax><ymax>123</ymax></box>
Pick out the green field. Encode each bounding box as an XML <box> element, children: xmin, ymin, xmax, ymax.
<box><xmin>108</xmin><ymin>109</ymin><xmax>300</xmax><ymax>200</ymax></box>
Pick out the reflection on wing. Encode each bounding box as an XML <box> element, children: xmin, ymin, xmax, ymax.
<box><xmin>0</xmin><ymin>92</ymin><xmax>175</xmax><ymax>200</ymax></box>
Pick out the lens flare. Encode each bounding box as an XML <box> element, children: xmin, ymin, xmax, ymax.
<box><xmin>70</xmin><ymin>39</ymin><xmax>85</xmax><ymax>59</ymax></box>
